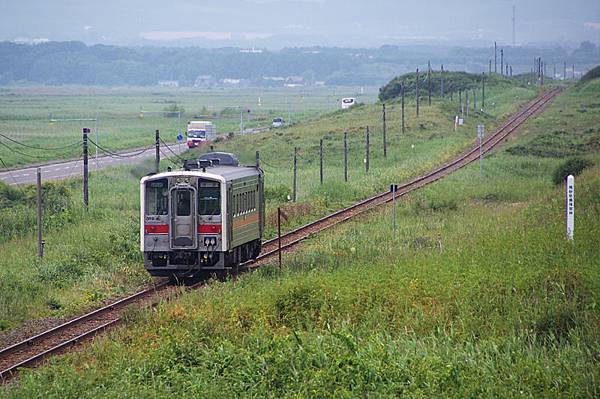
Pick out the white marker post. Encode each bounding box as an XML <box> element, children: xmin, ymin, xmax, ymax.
<box><xmin>477</xmin><ymin>124</ymin><xmax>485</xmax><ymax>177</ymax></box>
<box><xmin>566</xmin><ymin>175</ymin><xmax>574</xmax><ymax>240</ymax></box>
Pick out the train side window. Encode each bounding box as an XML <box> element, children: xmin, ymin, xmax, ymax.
<box><xmin>145</xmin><ymin>179</ymin><xmax>168</xmax><ymax>215</ymax></box>
<box><xmin>198</xmin><ymin>186</ymin><xmax>220</xmax><ymax>215</ymax></box>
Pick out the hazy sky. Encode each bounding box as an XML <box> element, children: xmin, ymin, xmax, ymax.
<box><xmin>1</xmin><ymin>0</ymin><xmax>599</xmax><ymax>47</ymax></box>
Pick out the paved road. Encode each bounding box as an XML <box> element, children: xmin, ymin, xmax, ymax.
<box><xmin>0</xmin><ymin>127</ymin><xmax>270</xmax><ymax>186</ymax></box>
<box><xmin>0</xmin><ymin>143</ymin><xmax>187</xmax><ymax>186</ymax></box>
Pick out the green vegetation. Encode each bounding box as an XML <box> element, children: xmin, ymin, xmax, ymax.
<box><xmin>1</xmin><ymin>41</ymin><xmax>598</xmax><ymax>87</ymax></box>
<box><xmin>0</xmin><ymin>76</ymin><xmax>536</xmax><ymax>331</ymax></box>
<box><xmin>0</xmin><ymin>86</ymin><xmax>365</xmax><ymax>168</ymax></box>
<box><xmin>579</xmin><ymin>65</ymin><xmax>600</xmax><ymax>83</ymax></box>
<box><xmin>552</xmin><ymin>157</ymin><xmax>594</xmax><ymax>185</ymax></box>
<box><xmin>3</xmin><ymin>77</ymin><xmax>599</xmax><ymax>398</ymax></box>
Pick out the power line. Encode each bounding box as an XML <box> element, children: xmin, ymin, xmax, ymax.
<box><xmin>159</xmin><ymin>137</ymin><xmax>185</xmax><ymax>162</ymax></box>
<box><xmin>0</xmin><ymin>139</ymin><xmax>47</xmax><ymax>159</ymax></box>
<box><xmin>0</xmin><ymin>133</ymin><xmax>81</xmax><ymax>151</ymax></box>
<box><xmin>0</xmin><ymin>156</ymin><xmax>27</xmax><ymax>193</ymax></box>
<box><xmin>159</xmin><ymin>147</ymin><xmax>181</xmax><ymax>167</ymax></box>
<box><xmin>87</xmin><ymin>139</ymin><xmax>153</xmax><ymax>159</ymax></box>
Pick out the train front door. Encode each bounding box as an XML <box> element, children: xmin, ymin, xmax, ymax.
<box><xmin>170</xmin><ymin>186</ymin><xmax>197</xmax><ymax>249</ymax></box>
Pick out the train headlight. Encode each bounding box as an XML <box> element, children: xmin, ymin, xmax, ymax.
<box><xmin>210</xmin><ymin>237</ymin><xmax>217</xmax><ymax>246</ymax></box>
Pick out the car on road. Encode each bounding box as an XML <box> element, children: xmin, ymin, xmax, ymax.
<box><xmin>272</xmin><ymin>117</ymin><xmax>285</xmax><ymax>128</ymax></box>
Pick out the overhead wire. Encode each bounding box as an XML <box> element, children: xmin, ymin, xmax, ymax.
<box><xmin>0</xmin><ymin>139</ymin><xmax>47</xmax><ymax>159</ymax></box>
<box><xmin>87</xmin><ymin>139</ymin><xmax>153</xmax><ymax>159</ymax></box>
<box><xmin>159</xmin><ymin>147</ymin><xmax>181</xmax><ymax>167</ymax></box>
<box><xmin>0</xmin><ymin>133</ymin><xmax>82</xmax><ymax>151</ymax></box>
<box><xmin>0</xmin><ymin>156</ymin><xmax>27</xmax><ymax>194</ymax></box>
<box><xmin>159</xmin><ymin>137</ymin><xmax>185</xmax><ymax>162</ymax></box>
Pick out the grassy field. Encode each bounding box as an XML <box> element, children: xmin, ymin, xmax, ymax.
<box><xmin>0</xmin><ymin>77</ymin><xmax>541</xmax><ymax>333</ymax></box>
<box><xmin>0</xmin><ymin>86</ymin><xmax>375</xmax><ymax>168</ymax></box>
<box><xmin>2</xmin><ymin>77</ymin><xmax>599</xmax><ymax>397</ymax></box>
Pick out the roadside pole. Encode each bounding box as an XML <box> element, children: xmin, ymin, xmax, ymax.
<box><xmin>401</xmin><ymin>83</ymin><xmax>405</xmax><ymax>134</ymax></box>
<box><xmin>319</xmin><ymin>139</ymin><xmax>323</xmax><ymax>185</ymax></box>
<box><xmin>391</xmin><ymin>184</ymin><xmax>397</xmax><ymax>236</ymax></box>
<box><xmin>36</xmin><ymin>168</ymin><xmax>43</xmax><ymax>258</ymax></box>
<box><xmin>278</xmin><ymin>207</ymin><xmax>282</xmax><ymax>270</ymax></box>
<box><xmin>365</xmin><ymin>126</ymin><xmax>369</xmax><ymax>174</ymax></box>
<box><xmin>292</xmin><ymin>147</ymin><xmax>297</xmax><ymax>202</ymax></box>
<box><xmin>382</xmin><ymin>104</ymin><xmax>387</xmax><ymax>157</ymax></box>
<box><xmin>155</xmin><ymin>129</ymin><xmax>160</xmax><ymax>173</ymax></box>
<box><xmin>344</xmin><ymin>132</ymin><xmax>348</xmax><ymax>182</ymax></box>
<box><xmin>566</xmin><ymin>175</ymin><xmax>574</xmax><ymax>241</ymax></box>
<box><xmin>478</xmin><ymin>124</ymin><xmax>484</xmax><ymax>178</ymax></box>
<box><xmin>83</xmin><ymin>128</ymin><xmax>89</xmax><ymax>211</ymax></box>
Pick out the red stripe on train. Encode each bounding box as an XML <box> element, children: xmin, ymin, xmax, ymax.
<box><xmin>198</xmin><ymin>224</ymin><xmax>221</xmax><ymax>234</ymax></box>
<box><xmin>145</xmin><ymin>224</ymin><xmax>169</xmax><ymax>234</ymax></box>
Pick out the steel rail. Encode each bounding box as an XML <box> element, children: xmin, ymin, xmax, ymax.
<box><xmin>248</xmin><ymin>88</ymin><xmax>561</xmax><ymax>266</ymax></box>
<box><xmin>0</xmin><ymin>88</ymin><xmax>560</xmax><ymax>381</ymax></box>
<box><xmin>0</xmin><ymin>280</ymin><xmax>175</xmax><ymax>380</ymax></box>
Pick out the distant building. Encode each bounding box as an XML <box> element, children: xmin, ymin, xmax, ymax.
<box><xmin>221</xmin><ymin>78</ymin><xmax>241</xmax><ymax>86</ymax></box>
<box><xmin>158</xmin><ymin>80</ymin><xmax>179</xmax><ymax>88</ymax></box>
<box><xmin>239</xmin><ymin>47</ymin><xmax>263</xmax><ymax>53</ymax></box>
<box><xmin>194</xmin><ymin>75</ymin><xmax>216</xmax><ymax>88</ymax></box>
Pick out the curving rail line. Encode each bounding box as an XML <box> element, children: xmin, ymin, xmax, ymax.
<box><xmin>0</xmin><ymin>87</ymin><xmax>560</xmax><ymax>382</ymax></box>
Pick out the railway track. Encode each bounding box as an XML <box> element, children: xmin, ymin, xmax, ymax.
<box><xmin>249</xmin><ymin>87</ymin><xmax>562</xmax><ymax>266</ymax></box>
<box><xmin>0</xmin><ymin>87</ymin><xmax>560</xmax><ymax>382</ymax></box>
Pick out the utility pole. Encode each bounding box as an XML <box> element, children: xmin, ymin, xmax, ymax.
<box><xmin>478</xmin><ymin>125</ymin><xmax>484</xmax><ymax>178</ymax></box>
<box><xmin>416</xmin><ymin>68</ymin><xmax>420</xmax><ymax>117</ymax></box>
<box><xmin>292</xmin><ymin>146</ymin><xmax>297</xmax><ymax>202</ymax></box>
<box><xmin>482</xmin><ymin>72</ymin><xmax>485</xmax><ymax>109</ymax></box>
<box><xmin>382</xmin><ymin>104</ymin><xmax>387</xmax><ymax>157</ymax></box>
<box><xmin>155</xmin><ymin>129</ymin><xmax>160</xmax><ymax>173</ymax></box>
<box><xmin>36</xmin><ymin>168</ymin><xmax>43</xmax><ymax>258</ymax></box>
<box><xmin>564</xmin><ymin>61</ymin><xmax>567</xmax><ymax>80</ymax></box>
<box><xmin>343</xmin><ymin>132</ymin><xmax>348</xmax><ymax>182</ymax></box>
<box><xmin>494</xmin><ymin>42</ymin><xmax>497</xmax><ymax>73</ymax></box>
<box><xmin>277</xmin><ymin>207</ymin><xmax>282</xmax><ymax>270</ymax></box>
<box><xmin>440</xmin><ymin>65</ymin><xmax>444</xmax><ymax>97</ymax></box>
<box><xmin>365</xmin><ymin>126</ymin><xmax>370</xmax><ymax>174</ymax></box>
<box><xmin>427</xmin><ymin>60</ymin><xmax>432</xmax><ymax>106</ymax></box>
<box><xmin>459</xmin><ymin>90</ymin><xmax>463</xmax><ymax>117</ymax></box>
<box><xmin>489</xmin><ymin>59</ymin><xmax>492</xmax><ymax>74</ymax></box>
<box><xmin>83</xmin><ymin>128</ymin><xmax>89</xmax><ymax>211</ymax></box>
<box><xmin>319</xmin><ymin>139</ymin><xmax>323</xmax><ymax>185</ymax></box>
<box><xmin>391</xmin><ymin>184</ymin><xmax>397</xmax><ymax>236</ymax></box>
<box><xmin>255</xmin><ymin>151</ymin><xmax>260</xmax><ymax>168</ymax></box>
<box><xmin>572</xmin><ymin>64</ymin><xmax>575</xmax><ymax>80</ymax></box>
<box><xmin>500</xmin><ymin>49</ymin><xmax>504</xmax><ymax>76</ymax></box>
<box><xmin>466</xmin><ymin>90</ymin><xmax>469</xmax><ymax>118</ymax></box>
<box><xmin>473</xmin><ymin>89</ymin><xmax>477</xmax><ymax>113</ymax></box>
<box><xmin>512</xmin><ymin>5</ymin><xmax>516</xmax><ymax>46</ymax></box>
<box><xmin>401</xmin><ymin>83</ymin><xmax>405</xmax><ymax>133</ymax></box>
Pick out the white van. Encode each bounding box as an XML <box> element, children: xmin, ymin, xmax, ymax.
<box><xmin>341</xmin><ymin>97</ymin><xmax>356</xmax><ymax>109</ymax></box>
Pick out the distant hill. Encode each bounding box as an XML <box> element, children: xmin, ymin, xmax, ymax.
<box><xmin>580</xmin><ymin>65</ymin><xmax>600</xmax><ymax>82</ymax></box>
<box><xmin>378</xmin><ymin>71</ymin><xmax>521</xmax><ymax>102</ymax></box>
<box><xmin>0</xmin><ymin>41</ymin><xmax>598</xmax><ymax>87</ymax></box>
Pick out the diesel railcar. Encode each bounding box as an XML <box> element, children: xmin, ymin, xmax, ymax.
<box><xmin>140</xmin><ymin>152</ymin><xmax>264</xmax><ymax>278</ymax></box>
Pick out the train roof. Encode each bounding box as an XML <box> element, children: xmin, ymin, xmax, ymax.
<box><xmin>141</xmin><ymin>165</ymin><xmax>261</xmax><ymax>184</ymax></box>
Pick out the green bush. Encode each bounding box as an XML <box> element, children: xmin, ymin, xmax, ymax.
<box><xmin>551</xmin><ymin>157</ymin><xmax>593</xmax><ymax>185</ymax></box>
<box><xmin>265</xmin><ymin>184</ymin><xmax>292</xmax><ymax>202</ymax></box>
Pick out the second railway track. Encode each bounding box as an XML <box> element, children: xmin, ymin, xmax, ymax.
<box><xmin>0</xmin><ymin>87</ymin><xmax>561</xmax><ymax>382</ymax></box>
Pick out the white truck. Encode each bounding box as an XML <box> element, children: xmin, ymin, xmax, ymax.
<box><xmin>186</xmin><ymin>121</ymin><xmax>216</xmax><ymax>148</ymax></box>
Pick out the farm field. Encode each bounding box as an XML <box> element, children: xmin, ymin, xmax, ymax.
<box><xmin>0</xmin><ymin>75</ymin><xmax>540</xmax><ymax>333</ymax></box>
<box><xmin>2</xmin><ymin>77</ymin><xmax>599</xmax><ymax>397</ymax></box>
<box><xmin>0</xmin><ymin>85</ymin><xmax>375</xmax><ymax>168</ymax></box>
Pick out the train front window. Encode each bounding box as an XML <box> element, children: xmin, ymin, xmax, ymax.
<box><xmin>145</xmin><ymin>179</ymin><xmax>168</xmax><ymax>215</ymax></box>
<box><xmin>198</xmin><ymin>181</ymin><xmax>221</xmax><ymax>215</ymax></box>
<box><xmin>175</xmin><ymin>190</ymin><xmax>192</xmax><ymax>216</ymax></box>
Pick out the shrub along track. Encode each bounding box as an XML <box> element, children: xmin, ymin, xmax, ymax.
<box><xmin>0</xmin><ymin>87</ymin><xmax>561</xmax><ymax>383</ymax></box>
